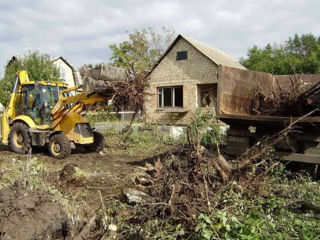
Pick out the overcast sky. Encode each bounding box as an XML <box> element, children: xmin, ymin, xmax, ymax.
<box><xmin>0</xmin><ymin>0</ymin><xmax>319</xmax><ymax>77</ymax></box>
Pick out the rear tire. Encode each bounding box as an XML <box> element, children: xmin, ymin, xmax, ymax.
<box><xmin>88</xmin><ymin>131</ymin><xmax>105</xmax><ymax>152</ymax></box>
<box><xmin>9</xmin><ymin>122</ymin><xmax>31</xmax><ymax>154</ymax></box>
<box><xmin>48</xmin><ymin>133</ymin><xmax>71</xmax><ymax>159</ymax></box>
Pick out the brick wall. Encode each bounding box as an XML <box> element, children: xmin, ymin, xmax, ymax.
<box><xmin>145</xmin><ymin>38</ymin><xmax>218</xmax><ymax>125</ymax></box>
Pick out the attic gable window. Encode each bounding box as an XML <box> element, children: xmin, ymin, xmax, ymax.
<box><xmin>176</xmin><ymin>51</ymin><xmax>188</xmax><ymax>60</ymax></box>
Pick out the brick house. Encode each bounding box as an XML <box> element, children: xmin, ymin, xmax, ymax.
<box><xmin>144</xmin><ymin>34</ymin><xmax>246</xmax><ymax>125</ymax></box>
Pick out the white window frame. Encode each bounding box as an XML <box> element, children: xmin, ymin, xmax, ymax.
<box><xmin>157</xmin><ymin>86</ymin><xmax>183</xmax><ymax>108</ymax></box>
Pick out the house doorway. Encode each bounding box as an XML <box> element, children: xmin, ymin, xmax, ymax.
<box><xmin>197</xmin><ymin>84</ymin><xmax>217</xmax><ymax>109</ymax></box>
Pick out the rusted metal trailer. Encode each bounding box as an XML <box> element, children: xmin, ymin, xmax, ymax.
<box><xmin>216</xmin><ymin>66</ymin><xmax>320</xmax><ymax>165</ymax></box>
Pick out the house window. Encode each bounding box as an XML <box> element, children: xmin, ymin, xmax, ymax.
<box><xmin>158</xmin><ymin>86</ymin><xmax>183</xmax><ymax>107</ymax></box>
<box><xmin>176</xmin><ymin>51</ymin><xmax>188</xmax><ymax>60</ymax></box>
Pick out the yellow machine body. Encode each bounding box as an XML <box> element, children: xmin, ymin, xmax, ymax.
<box><xmin>1</xmin><ymin>71</ymin><xmax>108</xmax><ymax>157</ymax></box>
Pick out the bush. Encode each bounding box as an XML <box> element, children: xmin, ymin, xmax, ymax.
<box><xmin>83</xmin><ymin>106</ymin><xmax>118</xmax><ymax>124</ymax></box>
<box><xmin>187</xmin><ymin>109</ymin><xmax>226</xmax><ymax>148</ymax></box>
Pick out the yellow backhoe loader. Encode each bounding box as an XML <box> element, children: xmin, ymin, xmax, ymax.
<box><xmin>1</xmin><ymin>70</ymin><xmax>112</xmax><ymax>159</ymax></box>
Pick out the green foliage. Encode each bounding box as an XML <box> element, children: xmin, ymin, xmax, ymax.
<box><xmin>0</xmin><ymin>51</ymin><xmax>60</xmax><ymax>106</ymax></box>
<box><xmin>83</xmin><ymin>106</ymin><xmax>118</xmax><ymax>124</ymax></box>
<box><xmin>189</xmin><ymin>109</ymin><xmax>225</xmax><ymax>146</ymax></box>
<box><xmin>109</xmin><ymin>27</ymin><xmax>176</xmax><ymax>72</ymax></box>
<box><xmin>120</xmin><ymin>127</ymin><xmax>168</xmax><ymax>146</ymax></box>
<box><xmin>196</xmin><ymin>210</ymin><xmax>273</xmax><ymax>240</ymax></box>
<box><xmin>195</xmin><ymin>171</ymin><xmax>320</xmax><ymax>240</ymax></box>
<box><xmin>0</xmin><ymin>59</ymin><xmax>22</xmax><ymax>106</ymax></box>
<box><xmin>240</xmin><ymin>33</ymin><xmax>320</xmax><ymax>74</ymax></box>
<box><xmin>138</xmin><ymin>220</ymin><xmax>185</xmax><ymax>240</ymax></box>
<box><xmin>0</xmin><ymin>156</ymin><xmax>45</xmax><ymax>190</ymax></box>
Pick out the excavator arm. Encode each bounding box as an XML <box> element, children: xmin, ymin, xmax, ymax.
<box><xmin>50</xmin><ymin>64</ymin><xmax>132</xmax><ymax>130</ymax></box>
<box><xmin>50</xmin><ymin>85</ymin><xmax>112</xmax><ymax>128</ymax></box>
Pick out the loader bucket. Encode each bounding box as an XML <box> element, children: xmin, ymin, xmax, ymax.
<box><xmin>80</xmin><ymin>65</ymin><xmax>133</xmax><ymax>96</ymax></box>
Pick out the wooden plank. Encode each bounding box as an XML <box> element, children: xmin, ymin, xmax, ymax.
<box><xmin>218</xmin><ymin>113</ymin><xmax>320</xmax><ymax>123</ymax></box>
<box><xmin>277</xmin><ymin>152</ymin><xmax>320</xmax><ymax>164</ymax></box>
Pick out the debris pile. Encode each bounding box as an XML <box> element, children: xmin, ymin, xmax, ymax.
<box><xmin>128</xmin><ymin>110</ymin><xmax>316</xmax><ymax>227</ymax></box>
<box><xmin>254</xmin><ymin>74</ymin><xmax>320</xmax><ymax>116</ymax></box>
<box><xmin>80</xmin><ymin>64</ymin><xmax>149</xmax><ymax>115</ymax></box>
<box><xmin>134</xmin><ymin>150</ymin><xmax>220</xmax><ymax>222</ymax></box>
<box><xmin>133</xmin><ymin>146</ymin><xmax>270</xmax><ymax>226</ymax></box>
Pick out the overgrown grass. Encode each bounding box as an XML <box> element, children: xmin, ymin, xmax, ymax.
<box><xmin>194</xmin><ymin>167</ymin><xmax>320</xmax><ymax>239</ymax></box>
<box><xmin>105</xmin><ymin>128</ymin><xmax>180</xmax><ymax>158</ymax></box>
<box><xmin>0</xmin><ymin>156</ymin><xmax>45</xmax><ymax>190</ymax></box>
<box><xmin>83</xmin><ymin>107</ymin><xmax>118</xmax><ymax>125</ymax></box>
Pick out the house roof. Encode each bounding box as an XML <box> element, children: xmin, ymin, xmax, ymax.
<box><xmin>182</xmin><ymin>35</ymin><xmax>246</xmax><ymax>70</ymax></box>
<box><xmin>148</xmin><ymin>34</ymin><xmax>246</xmax><ymax>76</ymax></box>
<box><xmin>52</xmin><ymin>56</ymin><xmax>82</xmax><ymax>86</ymax></box>
<box><xmin>51</xmin><ymin>56</ymin><xmax>75</xmax><ymax>70</ymax></box>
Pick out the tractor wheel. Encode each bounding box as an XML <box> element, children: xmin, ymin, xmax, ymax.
<box><xmin>48</xmin><ymin>133</ymin><xmax>71</xmax><ymax>159</ymax></box>
<box><xmin>88</xmin><ymin>131</ymin><xmax>105</xmax><ymax>152</ymax></box>
<box><xmin>9</xmin><ymin>122</ymin><xmax>31</xmax><ymax>154</ymax></box>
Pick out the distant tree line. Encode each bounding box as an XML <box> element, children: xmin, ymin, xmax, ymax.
<box><xmin>240</xmin><ymin>33</ymin><xmax>320</xmax><ymax>74</ymax></box>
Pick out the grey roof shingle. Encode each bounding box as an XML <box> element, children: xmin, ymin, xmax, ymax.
<box><xmin>182</xmin><ymin>35</ymin><xmax>246</xmax><ymax>70</ymax></box>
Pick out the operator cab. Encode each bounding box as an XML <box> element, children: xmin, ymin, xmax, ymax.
<box><xmin>15</xmin><ymin>84</ymin><xmax>67</xmax><ymax>124</ymax></box>
<box><xmin>13</xmin><ymin>76</ymin><xmax>67</xmax><ymax>125</ymax></box>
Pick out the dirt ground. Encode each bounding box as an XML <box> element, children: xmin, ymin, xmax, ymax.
<box><xmin>0</xmin><ymin>130</ymin><xmax>176</xmax><ymax>239</ymax></box>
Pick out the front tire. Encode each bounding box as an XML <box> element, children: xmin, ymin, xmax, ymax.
<box><xmin>88</xmin><ymin>131</ymin><xmax>105</xmax><ymax>152</ymax></box>
<box><xmin>9</xmin><ymin>122</ymin><xmax>31</xmax><ymax>154</ymax></box>
<box><xmin>48</xmin><ymin>133</ymin><xmax>71</xmax><ymax>159</ymax></box>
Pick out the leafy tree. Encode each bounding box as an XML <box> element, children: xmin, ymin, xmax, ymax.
<box><xmin>109</xmin><ymin>27</ymin><xmax>176</xmax><ymax>73</ymax></box>
<box><xmin>0</xmin><ymin>51</ymin><xmax>60</xmax><ymax>106</ymax></box>
<box><xmin>240</xmin><ymin>33</ymin><xmax>320</xmax><ymax>74</ymax></box>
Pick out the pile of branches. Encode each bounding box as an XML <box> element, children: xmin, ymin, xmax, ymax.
<box><xmin>80</xmin><ymin>64</ymin><xmax>149</xmax><ymax>117</ymax></box>
<box><xmin>131</xmin><ymin>110</ymin><xmax>316</xmax><ymax>227</ymax></box>
<box><xmin>133</xmin><ymin>148</ymin><xmax>226</xmax><ymax>224</ymax></box>
<box><xmin>253</xmin><ymin>73</ymin><xmax>320</xmax><ymax>116</ymax></box>
<box><xmin>130</xmin><ymin>112</ymin><xmax>231</xmax><ymax>225</ymax></box>
<box><xmin>109</xmin><ymin>68</ymin><xmax>149</xmax><ymax>114</ymax></box>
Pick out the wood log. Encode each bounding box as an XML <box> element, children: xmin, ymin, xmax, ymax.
<box><xmin>287</xmin><ymin>200</ymin><xmax>320</xmax><ymax>213</ymax></box>
<box><xmin>216</xmin><ymin>155</ymin><xmax>232</xmax><ymax>174</ymax></box>
<box><xmin>212</xmin><ymin>160</ymin><xmax>228</xmax><ymax>183</ymax></box>
<box><xmin>73</xmin><ymin>215</ymin><xmax>97</xmax><ymax>240</ymax></box>
<box><xmin>81</xmin><ymin>64</ymin><xmax>133</xmax><ymax>96</ymax></box>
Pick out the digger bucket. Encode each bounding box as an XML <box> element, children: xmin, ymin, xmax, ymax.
<box><xmin>81</xmin><ymin>65</ymin><xmax>133</xmax><ymax>96</ymax></box>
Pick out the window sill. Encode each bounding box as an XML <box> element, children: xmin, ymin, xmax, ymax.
<box><xmin>156</xmin><ymin>108</ymin><xmax>188</xmax><ymax>113</ymax></box>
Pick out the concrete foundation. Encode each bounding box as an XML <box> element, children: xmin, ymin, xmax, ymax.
<box><xmin>94</xmin><ymin>122</ymin><xmax>186</xmax><ymax>139</ymax></box>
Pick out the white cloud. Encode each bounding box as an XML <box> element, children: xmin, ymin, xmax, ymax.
<box><xmin>0</xmin><ymin>0</ymin><xmax>319</xmax><ymax>76</ymax></box>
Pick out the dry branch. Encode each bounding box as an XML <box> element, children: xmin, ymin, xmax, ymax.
<box><xmin>236</xmin><ymin>108</ymin><xmax>318</xmax><ymax>171</ymax></box>
<box><xmin>73</xmin><ymin>215</ymin><xmax>97</xmax><ymax>240</ymax></box>
<box><xmin>254</xmin><ymin>73</ymin><xmax>320</xmax><ymax>116</ymax></box>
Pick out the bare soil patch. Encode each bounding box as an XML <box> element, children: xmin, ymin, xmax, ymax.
<box><xmin>0</xmin><ymin>187</ymin><xmax>68</xmax><ymax>240</ymax></box>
